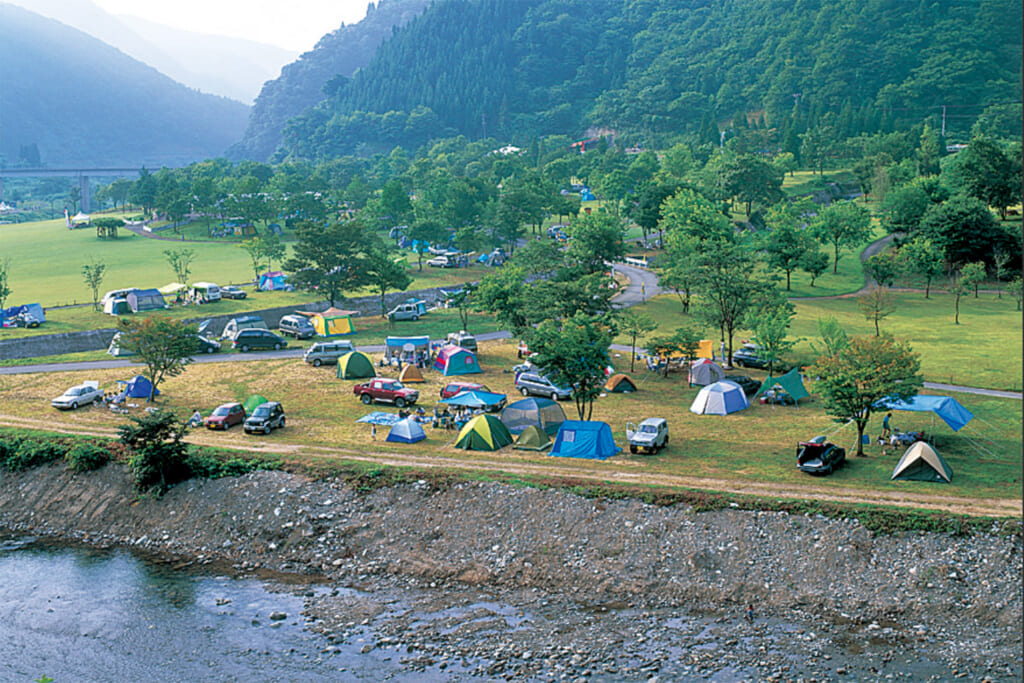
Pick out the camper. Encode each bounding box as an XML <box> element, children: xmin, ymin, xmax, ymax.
<box><xmin>221</xmin><ymin>315</ymin><xmax>268</xmax><ymax>340</ymax></box>
<box><xmin>101</xmin><ymin>288</ymin><xmax>139</xmax><ymax>307</ymax></box>
<box><xmin>190</xmin><ymin>282</ymin><xmax>221</xmax><ymax>303</ymax></box>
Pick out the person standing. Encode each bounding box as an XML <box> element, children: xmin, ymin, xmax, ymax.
<box><xmin>370</xmin><ymin>424</ymin><xmax>377</xmax><ymax>441</ymax></box>
<box><xmin>882</xmin><ymin>412</ymin><xmax>892</xmax><ymax>439</ymax></box>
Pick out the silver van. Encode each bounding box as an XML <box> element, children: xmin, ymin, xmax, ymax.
<box><xmin>303</xmin><ymin>340</ymin><xmax>356</xmax><ymax>367</ymax></box>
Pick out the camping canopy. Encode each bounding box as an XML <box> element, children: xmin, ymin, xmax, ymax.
<box><xmin>158</xmin><ymin>282</ymin><xmax>188</xmax><ymax>295</ymax></box>
<box><xmin>688</xmin><ymin>358</ymin><xmax>724</xmax><ymax>387</ymax></box>
<box><xmin>434</xmin><ymin>345</ymin><xmax>481</xmax><ymax>376</ymax></box>
<box><xmin>514</xmin><ymin>425</ymin><xmax>552</xmax><ymax>451</ymax></box>
<box><xmin>441</xmin><ymin>390</ymin><xmax>506</xmax><ymax>409</ymax></box>
<box><xmin>2</xmin><ymin>303</ymin><xmax>46</xmax><ymax>324</ymax></box>
<box><xmin>300</xmin><ymin>308</ymin><xmax>356</xmax><ymax>336</ymax></box>
<box><xmin>398</xmin><ymin>364</ymin><xmax>425</xmax><ymax>383</ymax></box>
<box><xmin>875</xmin><ymin>395</ymin><xmax>974</xmax><ymax>432</ymax></box>
<box><xmin>891</xmin><ymin>441</ymin><xmax>953</xmax><ymax>483</ymax></box>
<box><xmin>116</xmin><ymin>375</ymin><xmax>158</xmax><ymax>399</ymax></box>
<box><xmin>454</xmin><ymin>414</ymin><xmax>513</xmax><ymax>451</ymax></box>
<box><xmin>756</xmin><ymin>368</ymin><xmax>810</xmax><ymax>402</ymax></box>
<box><xmin>605</xmin><ymin>374</ymin><xmax>638</xmax><ymax>393</ymax></box>
<box><xmin>549</xmin><ymin>421</ymin><xmax>620</xmax><ymax>460</ymax></box>
<box><xmin>386</xmin><ymin>418</ymin><xmax>426</xmax><ymax>444</ymax></box>
<box><xmin>336</xmin><ymin>351</ymin><xmax>376</xmax><ymax>379</ymax></box>
<box><xmin>385</xmin><ymin>336</ymin><xmax>429</xmax><ymax>361</ymax></box>
<box><xmin>242</xmin><ymin>394</ymin><xmax>269</xmax><ymax>413</ymax></box>
<box><xmin>500</xmin><ymin>397</ymin><xmax>567</xmax><ymax>436</ymax></box>
<box><xmin>690</xmin><ymin>380</ymin><xmax>750</xmax><ymax>415</ymax></box>
<box><xmin>126</xmin><ymin>288</ymin><xmax>166</xmax><ymax>312</ymax></box>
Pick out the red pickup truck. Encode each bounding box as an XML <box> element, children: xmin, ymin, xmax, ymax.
<box><xmin>353</xmin><ymin>378</ymin><xmax>420</xmax><ymax>408</ymax></box>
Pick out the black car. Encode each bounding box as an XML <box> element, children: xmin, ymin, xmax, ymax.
<box><xmin>219</xmin><ymin>285</ymin><xmax>248</xmax><ymax>300</ymax></box>
<box><xmin>732</xmin><ymin>343</ymin><xmax>769</xmax><ymax>369</ymax></box>
<box><xmin>195</xmin><ymin>335</ymin><xmax>221</xmax><ymax>354</ymax></box>
<box><xmin>725</xmin><ymin>375</ymin><xmax>761</xmax><ymax>396</ymax></box>
<box><xmin>797</xmin><ymin>439</ymin><xmax>846</xmax><ymax>475</ymax></box>
<box><xmin>244</xmin><ymin>402</ymin><xmax>286</xmax><ymax>434</ymax></box>
<box><xmin>232</xmin><ymin>329</ymin><xmax>287</xmax><ymax>352</ymax></box>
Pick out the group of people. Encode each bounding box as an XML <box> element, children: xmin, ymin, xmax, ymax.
<box><xmin>879</xmin><ymin>411</ymin><xmax>925</xmax><ymax>454</ymax></box>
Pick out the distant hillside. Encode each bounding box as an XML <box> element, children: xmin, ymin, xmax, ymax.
<box><xmin>271</xmin><ymin>0</ymin><xmax>1021</xmax><ymax>160</ymax></box>
<box><xmin>0</xmin><ymin>4</ymin><xmax>250</xmax><ymax>167</ymax></box>
<box><xmin>227</xmin><ymin>0</ymin><xmax>434</xmax><ymax>162</ymax></box>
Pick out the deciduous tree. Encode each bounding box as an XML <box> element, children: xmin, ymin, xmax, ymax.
<box><xmin>117</xmin><ymin>317</ymin><xmax>199</xmax><ymax>402</ymax></box>
<box><xmin>898</xmin><ymin>237</ymin><xmax>944</xmax><ymax>298</ymax></box>
<box><xmin>163</xmin><ymin>249</ymin><xmax>196</xmax><ymax>285</ymax></box>
<box><xmin>81</xmin><ymin>258</ymin><xmax>106</xmax><ymax>311</ymax></box>
<box><xmin>528</xmin><ymin>313</ymin><xmax>613</xmax><ymax>420</ymax></box>
<box><xmin>811</xmin><ymin>200</ymin><xmax>872</xmax><ymax>274</ymax></box>
<box><xmin>284</xmin><ymin>220</ymin><xmax>368</xmax><ymax>306</ymax></box>
<box><xmin>615</xmin><ymin>310</ymin><xmax>657</xmax><ymax>372</ymax></box>
<box><xmin>857</xmin><ymin>286</ymin><xmax>897</xmax><ymax>336</ymax></box>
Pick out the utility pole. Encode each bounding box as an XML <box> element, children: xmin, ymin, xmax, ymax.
<box><xmin>940</xmin><ymin>105</ymin><xmax>946</xmax><ymax>137</ymax></box>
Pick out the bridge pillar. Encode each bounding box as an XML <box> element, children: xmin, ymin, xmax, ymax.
<box><xmin>79</xmin><ymin>175</ymin><xmax>91</xmax><ymax>213</ymax></box>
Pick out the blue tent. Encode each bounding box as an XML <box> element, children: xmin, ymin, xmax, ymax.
<box><xmin>580</xmin><ymin>187</ymin><xmax>596</xmax><ymax>201</ymax></box>
<box><xmin>549</xmin><ymin>421</ymin><xmax>620</xmax><ymax>460</ymax></box>
<box><xmin>386</xmin><ymin>418</ymin><xmax>426</xmax><ymax>444</ymax></box>
<box><xmin>117</xmin><ymin>375</ymin><xmax>158</xmax><ymax>400</ymax></box>
<box><xmin>126</xmin><ymin>288</ymin><xmax>166</xmax><ymax>313</ymax></box>
<box><xmin>875</xmin><ymin>395</ymin><xmax>974</xmax><ymax>432</ymax></box>
<box><xmin>258</xmin><ymin>271</ymin><xmax>288</xmax><ymax>291</ymax></box>
<box><xmin>441</xmin><ymin>390</ymin><xmax>506</xmax><ymax>409</ymax></box>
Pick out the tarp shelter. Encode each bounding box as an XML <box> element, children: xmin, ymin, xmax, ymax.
<box><xmin>697</xmin><ymin>339</ymin><xmax>715</xmax><ymax>360</ymax></box>
<box><xmin>442</xmin><ymin>390</ymin><xmax>506</xmax><ymax>409</ymax></box>
<box><xmin>875</xmin><ymin>395</ymin><xmax>974</xmax><ymax>432</ymax></box>
<box><xmin>158</xmin><ymin>282</ymin><xmax>188</xmax><ymax>295</ymax></box>
<box><xmin>549</xmin><ymin>421</ymin><xmax>621</xmax><ymax>460</ymax></box>
<box><xmin>454</xmin><ymin>414</ymin><xmax>513</xmax><ymax>451</ymax></box>
<box><xmin>356</xmin><ymin>412</ymin><xmax>403</xmax><ymax>426</ymax></box>
<box><xmin>399</xmin><ymin>364</ymin><xmax>425</xmax><ymax>383</ymax></box>
<box><xmin>690</xmin><ymin>380</ymin><xmax>750</xmax><ymax>415</ymax></box>
<box><xmin>2</xmin><ymin>303</ymin><xmax>46</xmax><ymax>325</ymax></box>
<box><xmin>434</xmin><ymin>345</ymin><xmax>482</xmax><ymax>376</ymax></box>
<box><xmin>386</xmin><ymin>418</ymin><xmax>427</xmax><ymax>444</ymax></box>
<box><xmin>72</xmin><ymin>212</ymin><xmax>90</xmax><ymax>225</ymax></box>
<box><xmin>500</xmin><ymin>397</ymin><xmax>567</xmax><ymax>436</ymax></box>
<box><xmin>258</xmin><ymin>271</ymin><xmax>288</xmax><ymax>291</ymax></box>
<box><xmin>104</xmin><ymin>298</ymin><xmax>130</xmax><ymax>316</ymax></box>
<box><xmin>514</xmin><ymin>425</ymin><xmax>552</xmax><ymax>451</ymax></box>
<box><xmin>605</xmin><ymin>374</ymin><xmax>638</xmax><ymax>393</ymax></box>
<box><xmin>242</xmin><ymin>394</ymin><xmax>269</xmax><ymax>413</ymax></box>
<box><xmin>116</xmin><ymin>375</ymin><xmax>158</xmax><ymax>400</ymax></box>
<box><xmin>891</xmin><ymin>441</ymin><xmax>953</xmax><ymax>483</ymax></box>
<box><xmin>300</xmin><ymin>308</ymin><xmax>356</xmax><ymax>336</ymax></box>
<box><xmin>756</xmin><ymin>368</ymin><xmax>810</xmax><ymax>403</ymax></box>
<box><xmin>688</xmin><ymin>358</ymin><xmax>724</xmax><ymax>387</ymax></box>
<box><xmin>336</xmin><ymin>351</ymin><xmax>376</xmax><ymax>379</ymax></box>
<box><xmin>126</xmin><ymin>288</ymin><xmax>166</xmax><ymax>313</ymax></box>
<box><xmin>385</xmin><ymin>335</ymin><xmax>430</xmax><ymax>362</ymax></box>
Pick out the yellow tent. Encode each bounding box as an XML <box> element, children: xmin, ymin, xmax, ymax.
<box><xmin>399</xmin><ymin>364</ymin><xmax>425</xmax><ymax>383</ymax></box>
<box><xmin>301</xmin><ymin>308</ymin><xmax>357</xmax><ymax>336</ymax></box>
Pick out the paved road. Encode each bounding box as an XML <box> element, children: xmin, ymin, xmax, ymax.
<box><xmin>611</xmin><ymin>262</ymin><xmax>661</xmax><ymax>307</ymax></box>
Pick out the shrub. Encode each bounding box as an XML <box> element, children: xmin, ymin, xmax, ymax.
<box><xmin>118</xmin><ymin>410</ymin><xmax>191</xmax><ymax>494</ymax></box>
<box><xmin>65</xmin><ymin>443</ymin><xmax>110</xmax><ymax>472</ymax></box>
<box><xmin>3</xmin><ymin>439</ymin><xmax>63</xmax><ymax>472</ymax></box>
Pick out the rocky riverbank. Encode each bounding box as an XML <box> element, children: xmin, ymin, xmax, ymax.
<box><xmin>1</xmin><ymin>464</ymin><xmax>1020</xmax><ymax>681</ymax></box>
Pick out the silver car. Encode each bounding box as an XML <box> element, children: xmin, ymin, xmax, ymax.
<box><xmin>303</xmin><ymin>340</ymin><xmax>356</xmax><ymax>367</ymax></box>
<box><xmin>52</xmin><ymin>383</ymin><xmax>104</xmax><ymax>410</ymax></box>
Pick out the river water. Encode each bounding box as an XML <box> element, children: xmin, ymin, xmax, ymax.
<box><xmin>0</xmin><ymin>536</ymin><xmax>459</xmax><ymax>682</ymax></box>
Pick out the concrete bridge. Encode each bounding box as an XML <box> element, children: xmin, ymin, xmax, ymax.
<box><xmin>0</xmin><ymin>167</ymin><xmax>147</xmax><ymax>212</ymax></box>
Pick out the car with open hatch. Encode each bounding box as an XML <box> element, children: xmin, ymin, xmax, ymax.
<box><xmin>244</xmin><ymin>402</ymin><xmax>286</xmax><ymax>434</ymax></box>
<box><xmin>353</xmin><ymin>378</ymin><xmax>419</xmax><ymax>407</ymax></box>
<box><xmin>52</xmin><ymin>382</ymin><xmax>104</xmax><ymax>410</ymax></box>
<box><xmin>204</xmin><ymin>402</ymin><xmax>246</xmax><ymax>430</ymax></box>
<box><xmin>796</xmin><ymin>437</ymin><xmax>846</xmax><ymax>475</ymax></box>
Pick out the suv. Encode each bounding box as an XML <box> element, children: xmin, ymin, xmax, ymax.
<box><xmin>232</xmin><ymin>329</ymin><xmax>287</xmax><ymax>352</ymax></box>
<box><xmin>797</xmin><ymin>438</ymin><xmax>846</xmax><ymax>475</ymax></box>
<box><xmin>353</xmin><ymin>378</ymin><xmax>419</xmax><ymax>407</ymax></box>
<box><xmin>439</xmin><ymin>380</ymin><xmax>489</xmax><ymax>399</ymax></box>
<box><xmin>427</xmin><ymin>254</ymin><xmax>456</xmax><ymax>268</ymax></box>
<box><xmin>244</xmin><ymin>402</ymin><xmax>286</xmax><ymax>434</ymax></box>
<box><xmin>627</xmin><ymin>418</ymin><xmax>669</xmax><ymax>454</ymax></box>
<box><xmin>219</xmin><ymin>285</ymin><xmax>247</xmax><ymax>300</ymax></box>
<box><xmin>445</xmin><ymin>330</ymin><xmax>477</xmax><ymax>352</ymax></box>
<box><xmin>303</xmin><ymin>340</ymin><xmax>356</xmax><ymax>367</ymax></box>
<box><xmin>387</xmin><ymin>302</ymin><xmax>423</xmax><ymax>322</ymax></box>
<box><xmin>515</xmin><ymin>372</ymin><xmax>572</xmax><ymax>400</ymax></box>
<box><xmin>732</xmin><ymin>343</ymin><xmax>769</xmax><ymax>369</ymax></box>
<box><xmin>221</xmin><ymin>315</ymin><xmax>268</xmax><ymax>340</ymax></box>
<box><xmin>279</xmin><ymin>314</ymin><xmax>316</xmax><ymax>339</ymax></box>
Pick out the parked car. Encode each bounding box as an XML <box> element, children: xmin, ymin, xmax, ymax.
<box><xmin>219</xmin><ymin>285</ymin><xmax>247</xmax><ymax>300</ymax></box>
<box><xmin>427</xmin><ymin>254</ymin><xmax>456</xmax><ymax>268</ymax></box>
<box><xmin>278</xmin><ymin>314</ymin><xmax>316</xmax><ymax>339</ymax></box>
<box><xmin>52</xmin><ymin>382</ymin><xmax>104</xmax><ymax>410</ymax></box>
<box><xmin>445</xmin><ymin>330</ymin><xmax>478</xmax><ymax>352</ymax></box>
<box><xmin>732</xmin><ymin>343</ymin><xmax>770</xmax><ymax>369</ymax></box>
<box><xmin>232</xmin><ymin>329</ymin><xmax>287</xmax><ymax>352</ymax></box>
<box><xmin>626</xmin><ymin>418</ymin><xmax>669</xmax><ymax>454</ymax></box>
<box><xmin>353</xmin><ymin>378</ymin><xmax>419</xmax><ymax>407</ymax></box>
<box><xmin>725</xmin><ymin>375</ymin><xmax>762</xmax><ymax>396</ymax></box>
<box><xmin>515</xmin><ymin>372</ymin><xmax>572</xmax><ymax>400</ymax></box>
<box><xmin>439</xmin><ymin>380</ymin><xmax>490</xmax><ymax>399</ymax></box>
<box><xmin>190</xmin><ymin>282</ymin><xmax>221</xmax><ymax>303</ymax></box>
<box><xmin>244</xmin><ymin>401</ymin><xmax>286</xmax><ymax>434</ymax></box>
<box><xmin>221</xmin><ymin>315</ymin><xmax>268</xmax><ymax>340</ymax></box>
<box><xmin>303</xmin><ymin>340</ymin><xmax>356</xmax><ymax>367</ymax></box>
<box><xmin>796</xmin><ymin>438</ymin><xmax>846</xmax><ymax>475</ymax></box>
<box><xmin>204</xmin><ymin>402</ymin><xmax>245</xmax><ymax>430</ymax></box>
<box><xmin>195</xmin><ymin>335</ymin><xmax>221</xmax><ymax>354</ymax></box>
<box><xmin>387</xmin><ymin>302</ymin><xmax>423</xmax><ymax>322</ymax></box>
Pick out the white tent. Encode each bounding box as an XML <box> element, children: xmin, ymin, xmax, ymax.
<box><xmin>71</xmin><ymin>212</ymin><xmax>90</xmax><ymax>224</ymax></box>
<box><xmin>688</xmin><ymin>358</ymin><xmax>725</xmax><ymax>386</ymax></box>
<box><xmin>690</xmin><ymin>380</ymin><xmax>750</xmax><ymax>416</ymax></box>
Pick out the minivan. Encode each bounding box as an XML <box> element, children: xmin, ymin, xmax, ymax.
<box><xmin>190</xmin><ymin>282</ymin><xmax>221</xmax><ymax>303</ymax></box>
<box><xmin>221</xmin><ymin>315</ymin><xmax>268</xmax><ymax>340</ymax></box>
<box><xmin>232</xmin><ymin>329</ymin><xmax>287</xmax><ymax>352</ymax></box>
<box><xmin>515</xmin><ymin>372</ymin><xmax>572</xmax><ymax>400</ymax></box>
<box><xmin>303</xmin><ymin>340</ymin><xmax>356</xmax><ymax>367</ymax></box>
<box><xmin>387</xmin><ymin>302</ymin><xmax>423</xmax><ymax>321</ymax></box>
<box><xmin>279</xmin><ymin>314</ymin><xmax>316</xmax><ymax>339</ymax></box>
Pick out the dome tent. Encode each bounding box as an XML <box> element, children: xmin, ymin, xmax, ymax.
<box><xmin>398</xmin><ymin>364</ymin><xmax>425</xmax><ymax>383</ymax></box>
<box><xmin>688</xmin><ymin>358</ymin><xmax>724</xmax><ymax>387</ymax></box>
<box><xmin>514</xmin><ymin>425</ymin><xmax>552</xmax><ymax>451</ymax></box>
<box><xmin>242</xmin><ymin>394</ymin><xmax>268</xmax><ymax>413</ymax></box>
<box><xmin>690</xmin><ymin>380</ymin><xmax>750</xmax><ymax>415</ymax></box>
<box><xmin>454</xmin><ymin>414</ymin><xmax>513</xmax><ymax>451</ymax></box>
<box><xmin>891</xmin><ymin>441</ymin><xmax>953</xmax><ymax>483</ymax></box>
<box><xmin>434</xmin><ymin>345</ymin><xmax>482</xmax><ymax>376</ymax></box>
<box><xmin>500</xmin><ymin>397</ymin><xmax>567</xmax><ymax>436</ymax></box>
<box><xmin>336</xmin><ymin>351</ymin><xmax>376</xmax><ymax>379</ymax></box>
<box><xmin>386</xmin><ymin>418</ymin><xmax>426</xmax><ymax>444</ymax></box>
<box><xmin>604</xmin><ymin>374</ymin><xmax>638</xmax><ymax>393</ymax></box>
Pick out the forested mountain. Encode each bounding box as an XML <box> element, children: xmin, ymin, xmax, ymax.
<box><xmin>0</xmin><ymin>4</ymin><xmax>249</xmax><ymax>167</ymax></box>
<box><xmin>227</xmin><ymin>0</ymin><xmax>434</xmax><ymax>162</ymax></box>
<box><xmin>260</xmin><ymin>0</ymin><xmax>1021</xmax><ymax>161</ymax></box>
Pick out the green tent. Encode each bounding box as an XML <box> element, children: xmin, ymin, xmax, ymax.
<box><xmin>242</xmin><ymin>394</ymin><xmax>269</xmax><ymax>413</ymax></box>
<box><xmin>756</xmin><ymin>367</ymin><xmax>810</xmax><ymax>403</ymax></box>
<box><xmin>891</xmin><ymin>441</ymin><xmax>953</xmax><ymax>483</ymax></box>
<box><xmin>336</xmin><ymin>351</ymin><xmax>376</xmax><ymax>379</ymax></box>
<box><xmin>513</xmin><ymin>425</ymin><xmax>551</xmax><ymax>451</ymax></box>
<box><xmin>455</xmin><ymin>414</ymin><xmax>513</xmax><ymax>451</ymax></box>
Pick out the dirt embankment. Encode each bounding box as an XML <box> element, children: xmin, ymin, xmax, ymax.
<box><xmin>1</xmin><ymin>465</ymin><xmax>1020</xmax><ymax>681</ymax></box>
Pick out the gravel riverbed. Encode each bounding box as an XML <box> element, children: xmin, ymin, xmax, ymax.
<box><xmin>1</xmin><ymin>465</ymin><xmax>1020</xmax><ymax>681</ymax></box>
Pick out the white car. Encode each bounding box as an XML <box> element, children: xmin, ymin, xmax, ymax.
<box><xmin>52</xmin><ymin>382</ymin><xmax>104</xmax><ymax>410</ymax></box>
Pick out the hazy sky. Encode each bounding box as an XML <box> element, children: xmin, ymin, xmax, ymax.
<box><xmin>91</xmin><ymin>0</ymin><xmax>371</xmax><ymax>51</ymax></box>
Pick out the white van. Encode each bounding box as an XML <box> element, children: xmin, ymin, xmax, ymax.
<box><xmin>190</xmin><ymin>282</ymin><xmax>221</xmax><ymax>303</ymax></box>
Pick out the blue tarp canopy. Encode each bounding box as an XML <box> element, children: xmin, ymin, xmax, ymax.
<box><xmin>441</xmin><ymin>390</ymin><xmax>506</xmax><ymax>408</ymax></box>
<box><xmin>386</xmin><ymin>418</ymin><xmax>426</xmax><ymax>443</ymax></box>
<box><xmin>875</xmin><ymin>395</ymin><xmax>974</xmax><ymax>432</ymax></box>
<box><xmin>549</xmin><ymin>420</ymin><xmax>620</xmax><ymax>460</ymax></box>
<box><xmin>356</xmin><ymin>412</ymin><xmax>404</xmax><ymax>426</ymax></box>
